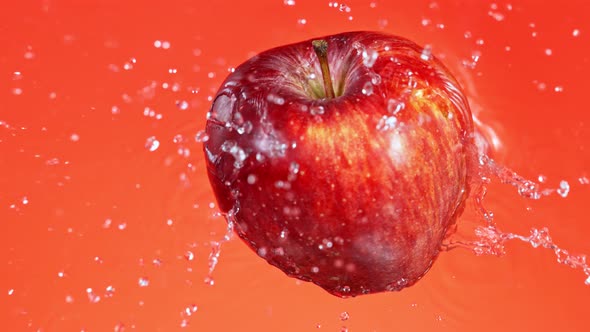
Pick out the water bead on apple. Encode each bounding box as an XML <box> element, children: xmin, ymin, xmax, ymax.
<box><xmin>201</xmin><ymin>31</ymin><xmax>589</xmax><ymax>297</ymax></box>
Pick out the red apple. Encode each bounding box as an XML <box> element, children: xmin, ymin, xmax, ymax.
<box><xmin>203</xmin><ymin>31</ymin><xmax>476</xmax><ymax>297</ymax></box>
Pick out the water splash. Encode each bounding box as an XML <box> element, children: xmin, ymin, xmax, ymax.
<box><xmin>479</xmin><ymin>155</ymin><xmax>569</xmax><ymax>200</ymax></box>
<box><xmin>203</xmin><ymin>207</ymin><xmax>237</xmax><ymax>286</ymax></box>
<box><xmin>446</xmin><ymin>154</ymin><xmax>590</xmax><ymax>285</ymax></box>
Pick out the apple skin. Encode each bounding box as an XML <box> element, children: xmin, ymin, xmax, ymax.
<box><xmin>204</xmin><ymin>31</ymin><xmax>476</xmax><ymax>297</ymax></box>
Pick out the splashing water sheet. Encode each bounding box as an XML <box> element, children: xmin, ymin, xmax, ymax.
<box><xmin>1</xmin><ymin>1</ymin><xmax>589</xmax><ymax>331</ymax></box>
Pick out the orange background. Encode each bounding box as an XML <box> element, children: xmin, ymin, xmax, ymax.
<box><xmin>2</xmin><ymin>0</ymin><xmax>590</xmax><ymax>331</ymax></box>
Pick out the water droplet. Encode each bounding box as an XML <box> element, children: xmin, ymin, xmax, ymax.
<box><xmin>297</xmin><ymin>18</ymin><xmax>307</xmax><ymax>25</ymax></box>
<box><xmin>534</xmin><ymin>80</ymin><xmax>547</xmax><ymax>91</ymax></box>
<box><xmin>420</xmin><ymin>45</ymin><xmax>432</xmax><ymax>61</ymax></box>
<box><xmin>237</xmin><ymin>121</ymin><xmax>253</xmax><ymax>135</ymax></box>
<box><xmin>24</xmin><ymin>49</ymin><xmax>35</xmax><ymax>60</ymax></box>
<box><xmin>488</xmin><ymin>9</ymin><xmax>505</xmax><ymax>21</ymax></box>
<box><xmin>340</xmin><ymin>311</ymin><xmax>350</xmax><ymax>321</ymax></box>
<box><xmin>145</xmin><ymin>136</ymin><xmax>160</xmax><ymax>152</ymax></box>
<box><xmin>376</xmin><ymin>115</ymin><xmax>398</xmax><ymax>131</ymax></box>
<box><xmin>557</xmin><ymin>180</ymin><xmax>570</xmax><ymax>198</ymax></box>
<box><xmin>310</xmin><ymin>105</ymin><xmax>325</xmax><ymax>116</ymax></box>
<box><xmin>176</xmin><ymin>100</ymin><xmax>189</xmax><ymax>110</ymax></box>
<box><xmin>387</xmin><ymin>98</ymin><xmax>405</xmax><ymax>114</ymax></box>
<box><xmin>65</xmin><ymin>295</ymin><xmax>74</xmax><ymax>303</ymax></box>
<box><xmin>396</xmin><ymin>278</ymin><xmax>408</xmax><ymax>287</ymax></box>
<box><xmin>462</xmin><ymin>50</ymin><xmax>482</xmax><ymax>69</ymax></box>
<box><xmin>274</xmin><ymin>180</ymin><xmax>291</xmax><ymax>189</ymax></box>
<box><xmin>545</xmin><ymin>48</ymin><xmax>553</xmax><ymax>56</ymax></box>
<box><xmin>266</xmin><ymin>93</ymin><xmax>285</xmax><ymax>105</ymax></box>
<box><xmin>280</xmin><ymin>229</ymin><xmax>289</xmax><ymax>239</ymax></box>
<box><xmin>138</xmin><ymin>277</ymin><xmax>150</xmax><ymax>287</ymax></box>
<box><xmin>257</xmin><ymin>247</ymin><xmax>268</xmax><ymax>257</ymax></box>
<box><xmin>86</xmin><ymin>288</ymin><xmax>101</xmax><ymax>303</ymax></box>
<box><xmin>289</xmin><ymin>162</ymin><xmax>300</xmax><ymax>174</ymax></box>
<box><xmin>370</xmin><ymin>73</ymin><xmax>382</xmax><ymax>85</ymax></box>
<box><xmin>183</xmin><ymin>304</ymin><xmax>198</xmax><ymax>317</ymax></box>
<box><xmin>573</xmin><ymin>29</ymin><xmax>581</xmax><ymax>37</ymax></box>
<box><xmin>194</xmin><ymin>130</ymin><xmax>209</xmax><ymax>143</ymax></box>
<box><xmin>173</xmin><ymin>134</ymin><xmax>184</xmax><ymax>144</ymax></box>
<box><xmin>517</xmin><ymin>180</ymin><xmax>541</xmax><ymax>199</ymax></box>
<box><xmin>185</xmin><ymin>251</ymin><xmax>195</xmax><ymax>261</ymax></box>
<box><xmin>284</xmin><ymin>0</ymin><xmax>296</xmax><ymax>5</ymax></box>
<box><xmin>273</xmin><ymin>247</ymin><xmax>285</xmax><ymax>256</ymax></box>
<box><xmin>362</xmin><ymin>48</ymin><xmax>378</xmax><ymax>68</ymax></box>
<box><xmin>554</xmin><ymin>86</ymin><xmax>564</xmax><ymax>93</ymax></box>
<box><xmin>361</xmin><ymin>81</ymin><xmax>373</xmax><ymax>95</ymax></box>
<box><xmin>8</xmin><ymin>289</ymin><xmax>14</xmax><ymax>295</ymax></box>
<box><xmin>221</xmin><ymin>140</ymin><xmax>247</xmax><ymax>169</ymax></box>
<box><xmin>247</xmin><ymin>174</ymin><xmax>257</xmax><ymax>184</ymax></box>
<box><xmin>45</xmin><ymin>158</ymin><xmax>59</xmax><ymax>166</ymax></box>
<box><xmin>105</xmin><ymin>285</ymin><xmax>115</xmax><ymax>297</ymax></box>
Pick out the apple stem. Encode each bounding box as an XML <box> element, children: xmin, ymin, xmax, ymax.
<box><xmin>312</xmin><ymin>39</ymin><xmax>336</xmax><ymax>99</ymax></box>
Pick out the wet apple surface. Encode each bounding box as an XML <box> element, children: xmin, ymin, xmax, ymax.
<box><xmin>204</xmin><ymin>31</ymin><xmax>477</xmax><ymax>297</ymax></box>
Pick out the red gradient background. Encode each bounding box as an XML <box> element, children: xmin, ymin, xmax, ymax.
<box><xmin>2</xmin><ymin>1</ymin><xmax>589</xmax><ymax>331</ymax></box>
